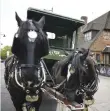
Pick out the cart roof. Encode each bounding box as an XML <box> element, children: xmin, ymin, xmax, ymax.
<box><xmin>27</xmin><ymin>7</ymin><xmax>84</xmax><ymax>36</ymax></box>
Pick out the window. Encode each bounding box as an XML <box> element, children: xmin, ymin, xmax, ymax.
<box><xmin>96</xmin><ymin>54</ymin><xmax>100</xmax><ymax>62</ymax></box>
<box><xmin>84</xmin><ymin>32</ymin><xmax>92</xmax><ymax>41</ymax></box>
<box><xmin>49</xmin><ymin>35</ymin><xmax>71</xmax><ymax>49</ymax></box>
<box><xmin>104</xmin><ymin>54</ymin><xmax>110</xmax><ymax>64</ymax></box>
<box><xmin>103</xmin><ymin>31</ymin><xmax>110</xmax><ymax>40</ymax></box>
<box><xmin>47</xmin><ymin>32</ymin><xmax>55</xmax><ymax>39</ymax></box>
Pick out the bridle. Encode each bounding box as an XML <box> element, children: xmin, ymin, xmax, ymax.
<box><xmin>64</xmin><ymin>52</ymin><xmax>89</xmax><ymax>95</ymax></box>
<box><xmin>10</xmin><ymin>20</ymin><xmax>48</xmax><ymax>91</ymax></box>
<box><xmin>64</xmin><ymin>52</ymin><xmax>81</xmax><ymax>89</ymax></box>
<box><xmin>10</xmin><ymin>56</ymin><xmax>46</xmax><ymax>91</ymax></box>
<box><xmin>64</xmin><ymin>52</ymin><xmax>98</xmax><ymax>96</ymax></box>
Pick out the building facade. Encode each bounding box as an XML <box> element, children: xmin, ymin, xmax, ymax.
<box><xmin>77</xmin><ymin>11</ymin><xmax>110</xmax><ymax>64</ymax></box>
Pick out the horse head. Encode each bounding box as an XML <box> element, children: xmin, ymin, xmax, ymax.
<box><xmin>66</xmin><ymin>48</ymin><xmax>98</xmax><ymax>101</ymax></box>
<box><xmin>11</xmin><ymin>12</ymin><xmax>49</xmax><ymax>99</ymax></box>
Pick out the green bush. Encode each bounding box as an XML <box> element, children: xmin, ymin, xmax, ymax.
<box><xmin>0</xmin><ymin>46</ymin><xmax>12</xmax><ymax>60</ymax></box>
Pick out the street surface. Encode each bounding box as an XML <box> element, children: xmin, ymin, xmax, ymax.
<box><xmin>89</xmin><ymin>75</ymin><xmax>110</xmax><ymax>111</ymax></box>
<box><xmin>1</xmin><ymin>63</ymin><xmax>110</xmax><ymax>111</ymax></box>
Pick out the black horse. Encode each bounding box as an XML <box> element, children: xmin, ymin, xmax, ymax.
<box><xmin>52</xmin><ymin>48</ymin><xmax>98</xmax><ymax>103</ymax></box>
<box><xmin>4</xmin><ymin>12</ymin><xmax>49</xmax><ymax>111</ymax></box>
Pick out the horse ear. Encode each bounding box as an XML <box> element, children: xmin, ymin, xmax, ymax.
<box><xmin>15</xmin><ymin>12</ymin><xmax>22</xmax><ymax>27</ymax></box>
<box><xmin>38</xmin><ymin>16</ymin><xmax>45</xmax><ymax>29</ymax></box>
<box><xmin>80</xmin><ymin>49</ymin><xmax>89</xmax><ymax>61</ymax></box>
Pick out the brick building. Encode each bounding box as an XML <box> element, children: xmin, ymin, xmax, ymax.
<box><xmin>77</xmin><ymin>11</ymin><xmax>110</xmax><ymax>64</ymax></box>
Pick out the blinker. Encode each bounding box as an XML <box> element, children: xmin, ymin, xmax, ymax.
<box><xmin>25</xmin><ymin>95</ymin><xmax>39</xmax><ymax>102</ymax></box>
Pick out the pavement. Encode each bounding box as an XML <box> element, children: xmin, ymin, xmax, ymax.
<box><xmin>1</xmin><ymin>63</ymin><xmax>110</xmax><ymax>111</ymax></box>
<box><xmin>89</xmin><ymin>75</ymin><xmax>110</xmax><ymax>111</ymax></box>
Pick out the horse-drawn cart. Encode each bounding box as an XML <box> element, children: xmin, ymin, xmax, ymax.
<box><xmin>27</xmin><ymin>8</ymin><xmax>96</xmax><ymax>111</ymax></box>
<box><xmin>4</xmin><ymin>7</ymin><xmax>98</xmax><ymax>111</ymax></box>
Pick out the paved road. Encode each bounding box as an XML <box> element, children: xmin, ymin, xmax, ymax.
<box><xmin>1</xmin><ymin>63</ymin><xmax>110</xmax><ymax>111</ymax></box>
<box><xmin>89</xmin><ymin>75</ymin><xmax>110</xmax><ymax>111</ymax></box>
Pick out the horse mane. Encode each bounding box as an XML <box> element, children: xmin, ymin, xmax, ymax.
<box><xmin>82</xmin><ymin>56</ymin><xmax>98</xmax><ymax>96</ymax></box>
<box><xmin>73</xmin><ymin>52</ymin><xmax>87</xmax><ymax>75</ymax></box>
<box><xmin>75</xmin><ymin>50</ymin><xmax>98</xmax><ymax>83</ymax></box>
<box><xmin>86</xmin><ymin>56</ymin><xmax>97</xmax><ymax>78</ymax></box>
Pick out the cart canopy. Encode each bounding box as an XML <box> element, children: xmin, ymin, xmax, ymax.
<box><xmin>27</xmin><ymin>7</ymin><xmax>84</xmax><ymax>36</ymax></box>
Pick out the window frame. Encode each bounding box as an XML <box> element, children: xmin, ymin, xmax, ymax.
<box><xmin>84</xmin><ymin>31</ymin><xmax>92</xmax><ymax>41</ymax></box>
<box><xmin>96</xmin><ymin>54</ymin><xmax>100</xmax><ymax>63</ymax></box>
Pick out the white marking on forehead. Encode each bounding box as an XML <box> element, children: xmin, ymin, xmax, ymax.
<box><xmin>67</xmin><ymin>64</ymin><xmax>71</xmax><ymax>81</ymax></box>
<box><xmin>28</xmin><ymin>81</ymin><xmax>33</xmax><ymax>86</ymax></box>
<box><xmin>28</xmin><ymin>30</ymin><xmax>38</xmax><ymax>42</ymax></box>
<box><xmin>28</xmin><ymin>30</ymin><xmax>37</xmax><ymax>38</ymax></box>
<box><xmin>75</xmin><ymin>51</ymin><xmax>78</xmax><ymax>56</ymax></box>
<box><xmin>28</xmin><ymin>38</ymin><xmax>36</xmax><ymax>42</ymax></box>
<box><xmin>28</xmin><ymin>20</ymin><xmax>34</xmax><ymax>26</ymax></box>
<box><xmin>34</xmin><ymin>84</ymin><xmax>39</xmax><ymax>87</ymax></box>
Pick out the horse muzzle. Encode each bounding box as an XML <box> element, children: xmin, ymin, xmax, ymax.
<box><xmin>14</xmin><ymin>62</ymin><xmax>46</xmax><ymax>90</ymax></box>
<box><xmin>25</xmin><ymin>94</ymin><xmax>39</xmax><ymax>102</ymax></box>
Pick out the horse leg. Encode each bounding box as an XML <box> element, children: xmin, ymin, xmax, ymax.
<box><xmin>11</xmin><ymin>96</ymin><xmax>24</xmax><ymax>111</ymax></box>
<box><xmin>8</xmin><ymin>86</ymin><xmax>25</xmax><ymax>111</ymax></box>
